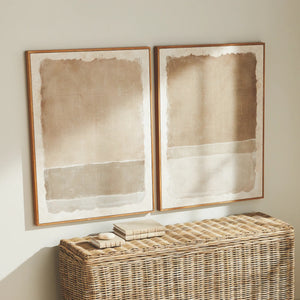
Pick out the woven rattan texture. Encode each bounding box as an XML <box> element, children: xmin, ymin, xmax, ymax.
<box><xmin>59</xmin><ymin>213</ymin><xmax>294</xmax><ymax>300</ymax></box>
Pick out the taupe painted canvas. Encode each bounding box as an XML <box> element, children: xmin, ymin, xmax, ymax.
<box><xmin>27</xmin><ymin>48</ymin><xmax>153</xmax><ymax>224</ymax></box>
<box><xmin>156</xmin><ymin>43</ymin><xmax>264</xmax><ymax>210</ymax></box>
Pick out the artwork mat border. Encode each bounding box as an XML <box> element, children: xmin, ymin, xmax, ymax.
<box><xmin>26</xmin><ymin>46</ymin><xmax>155</xmax><ymax>226</ymax></box>
<box><xmin>155</xmin><ymin>42</ymin><xmax>265</xmax><ymax>211</ymax></box>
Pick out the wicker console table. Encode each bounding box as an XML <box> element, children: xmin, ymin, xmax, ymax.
<box><xmin>59</xmin><ymin>213</ymin><xmax>294</xmax><ymax>300</ymax></box>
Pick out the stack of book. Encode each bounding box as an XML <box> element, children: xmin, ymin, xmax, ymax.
<box><xmin>90</xmin><ymin>235</ymin><xmax>125</xmax><ymax>249</ymax></box>
<box><xmin>113</xmin><ymin>219</ymin><xmax>166</xmax><ymax>241</ymax></box>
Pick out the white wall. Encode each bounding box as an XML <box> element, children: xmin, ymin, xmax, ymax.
<box><xmin>0</xmin><ymin>0</ymin><xmax>299</xmax><ymax>299</ymax></box>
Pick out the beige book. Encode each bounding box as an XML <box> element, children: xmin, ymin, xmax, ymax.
<box><xmin>89</xmin><ymin>236</ymin><xmax>125</xmax><ymax>249</ymax></box>
<box><xmin>113</xmin><ymin>219</ymin><xmax>165</xmax><ymax>235</ymax></box>
<box><xmin>114</xmin><ymin>228</ymin><xmax>165</xmax><ymax>241</ymax></box>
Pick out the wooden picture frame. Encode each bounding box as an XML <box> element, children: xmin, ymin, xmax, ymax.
<box><xmin>155</xmin><ymin>42</ymin><xmax>265</xmax><ymax>211</ymax></box>
<box><xmin>26</xmin><ymin>47</ymin><xmax>154</xmax><ymax>225</ymax></box>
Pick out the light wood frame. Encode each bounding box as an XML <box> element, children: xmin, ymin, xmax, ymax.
<box><xmin>155</xmin><ymin>42</ymin><xmax>265</xmax><ymax>211</ymax></box>
<box><xmin>26</xmin><ymin>46</ymin><xmax>155</xmax><ymax>225</ymax></box>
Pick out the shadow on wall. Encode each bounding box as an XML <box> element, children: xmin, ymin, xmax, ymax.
<box><xmin>0</xmin><ymin>247</ymin><xmax>61</xmax><ymax>300</ymax></box>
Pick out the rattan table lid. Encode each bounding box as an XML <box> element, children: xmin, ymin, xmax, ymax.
<box><xmin>60</xmin><ymin>212</ymin><xmax>293</xmax><ymax>261</ymax></box>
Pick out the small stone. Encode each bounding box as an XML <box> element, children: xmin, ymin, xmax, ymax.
<box><xmin>98</xmin><ymin>232</ymin><xmax>116</xmax><ymax>240</ymax></box>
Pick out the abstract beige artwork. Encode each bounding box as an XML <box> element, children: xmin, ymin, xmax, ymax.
<box><xmin>26</xmin><ymin>47</ymin><xmax>153</xmax><ymax>225</ymax></box>
<box><xmin>156</xmin><ymin>43</ymin><xmax>265</xmax><ymax>210</ymax></box>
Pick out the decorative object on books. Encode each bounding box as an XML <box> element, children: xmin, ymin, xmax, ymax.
<box><xmin>90</xmin><ymin>235</ymin><xmax>125</xmax><ymax>249</ymax></box>
<box><xmin>59</xmin><ymin>213</ymin><xmax>294</xmax><ymax>299</ymax></box>
<box><xmin>113</xmin><ymin>219</ymin><xmax>165</xmax><ymax>240</ymax></box>
<box><xmin>98</xmin><ymin>232</ymin><xmax>116</xmax><ymax>240</ymax></box>
<box><xmin>155</xmin><ymin>42</ymin><xmax>265</xmax><ymax>211</ymax></box>
<box><xmin>26</xmin><ymin>47</ymin><xmax>154</xmax><ymax>225</ymax></box>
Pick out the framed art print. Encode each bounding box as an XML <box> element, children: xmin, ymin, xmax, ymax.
<box><xmin>26</xmin><ymin>47</ymin><xmax>154</xmax><ymax>225</ymax></box>
<box><xmin>155</xmin><ymin>42</ymin><xmax>265</xmax><ymax>211</ymax></box>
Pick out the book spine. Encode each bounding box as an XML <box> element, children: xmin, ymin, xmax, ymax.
<box><xmin>113</xmin><ymin>226</ymin><xmax>165</xmax><ymax>235</ymax></box>
<box><xmin>114</xmin><ymin>231</ymin><xmax>165</xmax><ymax>241</ymax></box>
